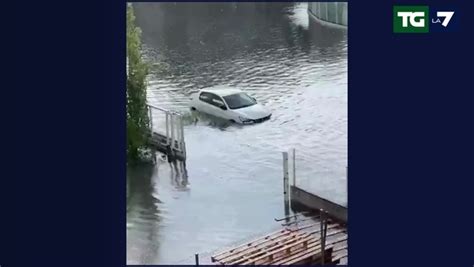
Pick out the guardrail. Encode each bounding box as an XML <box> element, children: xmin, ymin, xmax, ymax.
<box><xmin>147</xmin><ymin>103</ymin><xmax>186</xmax><ymax>161</ymax></box>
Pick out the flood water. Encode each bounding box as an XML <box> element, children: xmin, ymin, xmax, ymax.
<box><xmin>127</xmin><ymin>2</ymin><xmax>347</xmax><ymax>264</ymax></box>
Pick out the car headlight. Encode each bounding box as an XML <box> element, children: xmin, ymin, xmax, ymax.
<box><xmin>239</xmin><ymin>116</ymin><xmax>253</xmax><ymax>124</ymax></box>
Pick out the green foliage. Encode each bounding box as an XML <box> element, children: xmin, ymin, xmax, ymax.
<box><xmin>127</xmin><ymin>4</ymin><xmax>152</xmax><ymax>163</ymax></box>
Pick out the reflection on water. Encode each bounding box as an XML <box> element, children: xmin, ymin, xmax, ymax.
<box><xmin>127</xmin><ymin>2</ymin><xmax>347</xmax><ymax>264</ymax></box>
<box><xmin>126</xmin><ymin>164</ymin><xmax>161</xmax><ymax>264</ymax></box>
<box><xmin>168</xmin><ymin>159</ymin><xmax>189</xmax><ymax>190</ymax></box>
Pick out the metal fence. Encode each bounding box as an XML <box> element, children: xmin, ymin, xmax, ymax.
<box><xmin>147</xmin><ymin>103</ymin><xmax>186</xmax><ymax>156</ymax></box>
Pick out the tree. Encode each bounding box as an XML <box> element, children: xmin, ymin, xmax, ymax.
<box><xmin>127</xmin><ymin>4</ymin><xmax>151</xmax><ymax>163</ymax></box>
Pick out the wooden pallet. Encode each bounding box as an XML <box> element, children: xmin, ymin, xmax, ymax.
<box><xmin>211</xmin><ymin>226</ymin><xmax>347</xmax><ymax>265</ymax></box>
<box><xmin>214</xmin><ymin>230</ymin><xmax>309</xmax><ymax>264</ymax></box>
<box><xmin>211</xmin><ymin>229</ymin><xmax>291</xmax><ymax>262</ymax></box>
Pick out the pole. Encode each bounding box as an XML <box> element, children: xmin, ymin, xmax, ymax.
<box><xmin>179</xmin><ymin>115</ymin><xmax>184</xmax><ymax>144</ymax></box>
<box><xmin>282</xmin><ymin>152</ymin><xmax>289</xmax><ymax>202</ymax></box>
<box><xmin>323</xmin><ymin>211</ymin><xmax>328</xmax><ymax>264</ymax></box>
<box><xmin>170</xmin><ymin>114</ymin><xmax>175</xmax><ymax>149</ymax></box>
<box><xmin>320</xmin><ymin>209</ymin><xmax>325</xmax><ymax>265</ymax></box>
<box><xmin>179</xmin><ymin>115</ymin><xmax>186</xmax><ymax>157</ymax></box>
<box><xmin>165</xmin><ymin>113</ymin><xmax>170</xmax><ymax>144</ymax></box>
<box><xmin>195</xmin><ymin>253</ymin><xmax>199</xmax><ymax>266</ymax></box>
<box><xmin>292</xmin><ymin>148</ymin><xmax>296</xmax><ymax>186</ymax></box>
<box><xmin>149</xmin><ymin>106</ymin><xmax>153</xmax><ymax>133</ymax></box>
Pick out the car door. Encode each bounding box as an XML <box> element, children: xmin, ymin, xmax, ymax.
<box><xmin>197</xmin><ymin>92</ymin><xmax>214</xmax><ymax>114</ymax></box>
<box><xmin>206</xmin><ymin>93</ymin><xmax>230</xmax><ymax>119</ymax></box>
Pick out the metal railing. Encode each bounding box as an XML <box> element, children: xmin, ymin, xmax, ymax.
<box><xmin>147</xmin><ymin>103</ymin><xmax>186</xmax><ymax>157</ymax></box>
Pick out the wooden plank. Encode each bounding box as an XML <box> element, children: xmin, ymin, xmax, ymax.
<box><xmin>275</xmin><ymin>244</ymin><xmax>333</xmax><ymax>265</ymax></box>
<box><xmin>280</xmin><ymin>245</ymin><xmax>334</xmax><ymax>265</ymax></box>
<box><xmin>224</xmin><ymin>232</ymin><xmax>312</xmax><ymax>264</ymax></box>
<box><xmin>260</xmin><ymin>237</ymin><xmax>321</xmax><ymax>265</ymax></box>
<box><xmin>272</xmin><ymin>231</ymin><xmax>346</xmax><ymax>265</ymax></box>
<box><xmin>225</xmin><ymin>232</ymin><xmax>312</xmax><ymax>264</ymax></box>
<box><xmin>333</xmin><ymin>244</ymin><xmax>348</xmax><ymax>253</ymax></box>
<box><xmin>213</xmin><ymin>221</ymin><xmax>347</xmax><ymax>264</ymax></box>
<box><xmin>237</xmin><ymin>234</ymin><xmax>317</xmax><ymax>265</ymax></box>
<box><xmin>339</xmin><ymin>256</ymin><xmax>348</xmax><ymax>265</ymax></box>
<box><xmin>324</xmin><ymin>234</ymin><xmax>348</xmax><ymax>248</ymax></box>
<box><xmin>260</xmin><ymin>237</ymin><xmax>322</xmax><ymax>265</ymax></box>
<box><xmin>254</xmin><ymin>230</ymin><xmax>345</xmax><ymax>265</ymax></box>
<box><xmin>332</xmin><ymin>250</ymin><xmax>348</xmax><ymax>261</ymax></box>
<box><xmin>211</xmin><ymin>229</ymin><xmax>289</xmax><ymax>261</ymax></box>
<box><xmin>222</xmin><ymin>229</ymin><xmax>346</xmax><ymax>265</ymax></box>
<box><xmin>215</xmin><ymin>230</ymin><xmax>307</xmax><ymax>263</ymax></box>
<box><xmin>213</xmin><ymin>230</ymin><xmax>305</xmax><ymax>263</ymax></box>
<box><xmin>272</xmin><ymin>236</ymin><xmax>328</xmax><ymax>265</ymax></box>
<box><xmin>272</xmin><ymin>242</ymin><xmax>322</xmax><ymax>264</ymax></box>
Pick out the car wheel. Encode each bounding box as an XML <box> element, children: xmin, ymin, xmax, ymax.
<box><xmin>229</xmin><ymin>119</ymin><xmax>236</xmax><ymax>123</ymax></box>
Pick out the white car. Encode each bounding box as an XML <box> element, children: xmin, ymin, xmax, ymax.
<box><xmin>189</xmin><ymin>86</ymin><xmax>272</xmax><ymax>124</ymax></box>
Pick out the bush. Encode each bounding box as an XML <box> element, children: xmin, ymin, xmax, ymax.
<box><xmin>127</xmin><ymin>4</ymin><xmax>152</xmax><ymax>163</ymax></box>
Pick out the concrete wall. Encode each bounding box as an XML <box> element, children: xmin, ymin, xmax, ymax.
<box><xmin>291</xmin><ymin>185</ymin><xmax>347</xmax><ymax>223</ymax></box>
<box><xmin>308</xmin><ymin>2</ymin><xmax>348</xmax><ymax>27</ymax></box>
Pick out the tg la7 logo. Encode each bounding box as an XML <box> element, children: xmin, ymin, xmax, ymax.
<box><xmin>393</xmin><ymin>6</ymin><xmax>455</xmax><ymax>33</ymax></box>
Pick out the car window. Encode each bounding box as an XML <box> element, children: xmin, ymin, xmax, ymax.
<box><xmin>223</xmin><ymin>93</ymin><xmax>257</xmax><ymax>109</ymax></box>
<box><xmin>212</xmin><ymin>98</ymin><xmax>225</xmax><ymax>106</ymax></box>
<box><xmin>199</xmin><ymin>92</ymin><xmax>226</xmax><ymax>108</ymax></box>
<box><xmin>199</xmin><ymin>92</ymin><xmax>212</xmax><ymax>103</ymax></box>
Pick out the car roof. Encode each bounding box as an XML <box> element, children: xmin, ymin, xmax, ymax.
<box><xmin>200</xmin><ymin>86</ymin><xmax>243</xmax><ymax>97</ymax></box>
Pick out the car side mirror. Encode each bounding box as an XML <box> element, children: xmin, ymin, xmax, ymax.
<box><xmin>220</xmin><ymin>105</ymin><xmax>227</xmax><ymax>110</ymax></box>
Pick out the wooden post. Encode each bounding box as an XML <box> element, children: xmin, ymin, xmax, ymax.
<box><xmin>282</xmin><ymin>152</ymin><xmax>289</xmax><ymax>202</ymax></box>
<box><xmin>195</xmin><ymin>253</ymin><xmax>199</xmax><ymax>266</ymax></box>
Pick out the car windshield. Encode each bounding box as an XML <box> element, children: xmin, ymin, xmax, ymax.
<box><xmin>223</xmin><ymin>93</ymin><xmax>257</xmax><ymax>109</ymax></box>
